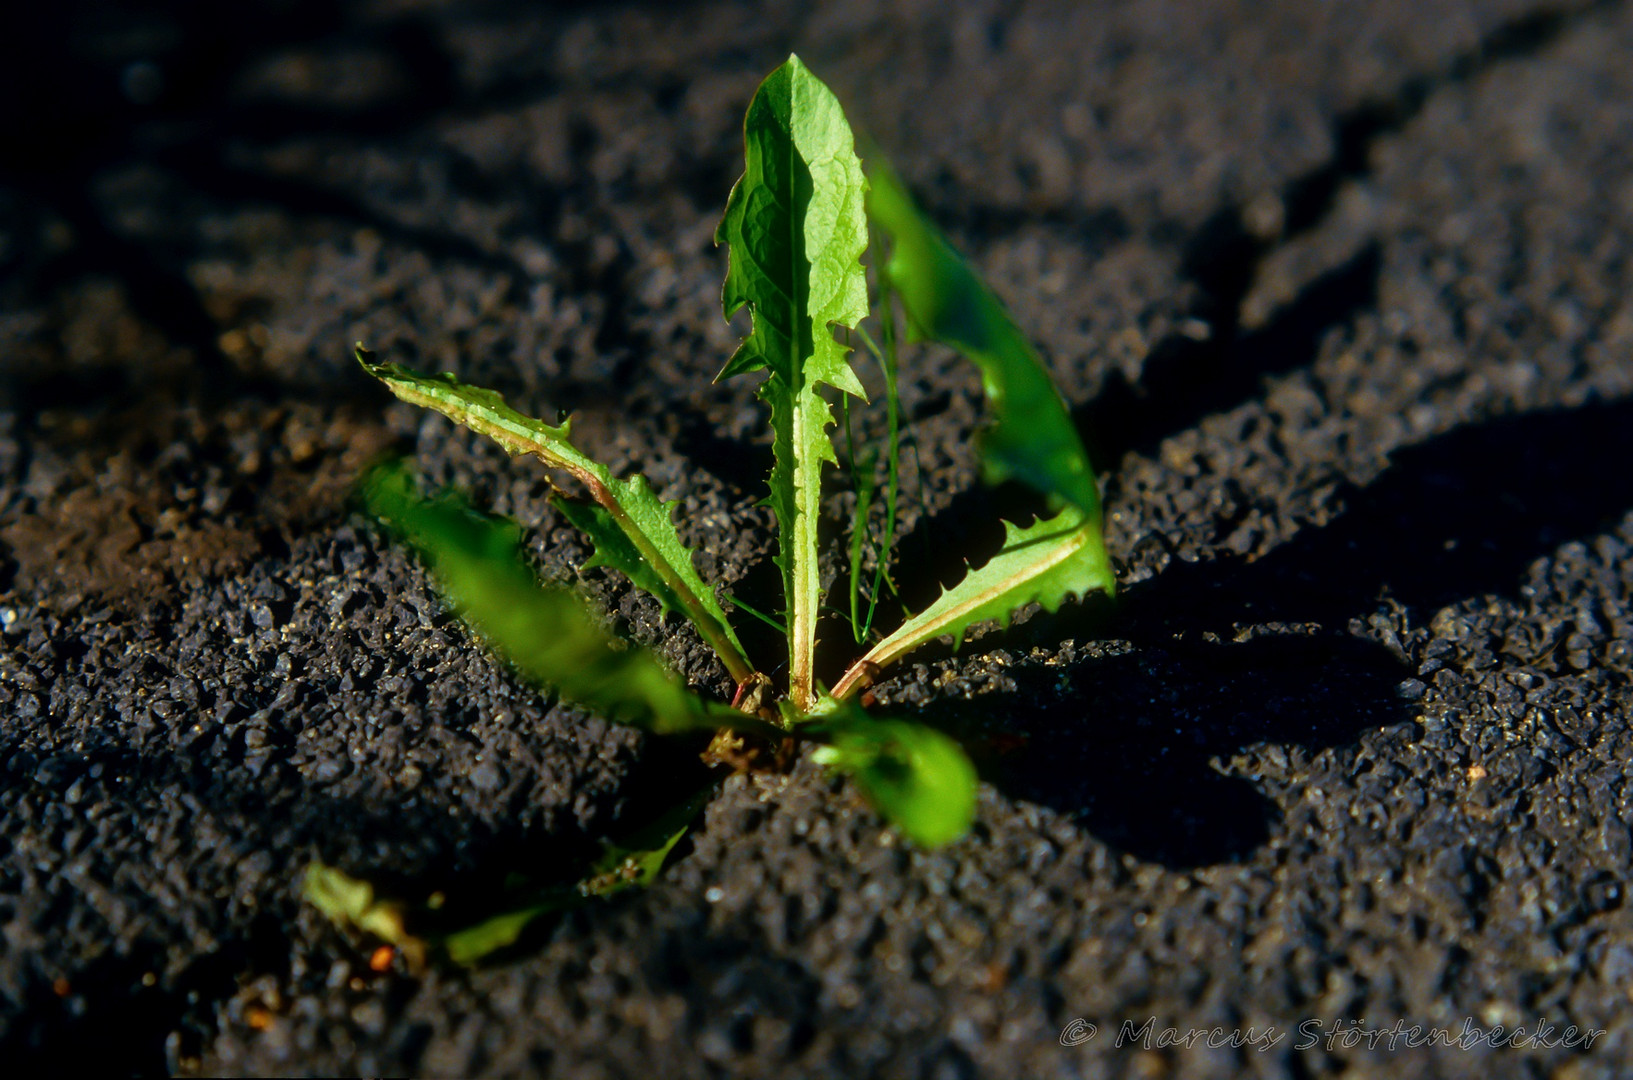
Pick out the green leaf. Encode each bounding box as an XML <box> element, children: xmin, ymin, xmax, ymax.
<box><xmin>442</xmin><ymin>902</ymin><xmax>567</xmax><ymax>966</ymax></box>
<box><xmin>360</xmin><ymin>462</ymin><xmax>781</xmax><ymax>741</ymax></box>
<box><xmin>444</xmin><ymin>785</ymin><xmax>709</xmax><ymax>964</ymax></box>
<box><xmin>303</xmin><ymin>863</ymin><xmax>427</xmax><ymax>967</ymax></box>
<box><xmin>308</xmin><ymin>785</ymin><xmax>716</xmax><ymax>966</ymax></box>
<box><xmin>304</xmin><ymin>864</ymin><xmax>411</xmax><ymax>944</ymax></box>
<box><xmin>808</xmin><ymin>701</ymin><xmax>977</xmax><ymax>848</ymax></box>
<box><xmin>831</xmin><ymin>506</ymin><xmax>1113</xmax><ymax>700</ymax></box>
<box><xmin>553</xmin><ymin>492</ymin><xmax>687</xmax><ymax>618</ymax></box>
<box><xmin>828</xmin><ymin>158</ymin><xmax>1119</xmax><ymax>698</ymax></box>
<box><xmin>716</xmin><ymin>55</ymin><xmax>869</xmax><ymax>395</ymax></box>
<box><xmin>576</xmin><ymin>782</ymin><xmax>713</xmax><ymax>897</ymax></box>
<box><xmin>357</xmin><ymin>346</ymin><xmax>754</xmax><ymax>685</ymax></box>
<box><xmin>865</xmin><ymin>160</ymin><xmax>1101</xmax><ymax>520</ymax></box>
<box><xmin>715</xmin><ymin>54</ymin><xmax>869</xmax><ymax>711</ymax></box>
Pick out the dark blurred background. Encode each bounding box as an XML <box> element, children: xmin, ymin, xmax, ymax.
<box><xmin>0</xmin><ymin>1</ymin><xmax>466</xmax><ymax>393</ymax></box>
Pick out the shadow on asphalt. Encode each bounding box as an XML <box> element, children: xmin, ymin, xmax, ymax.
<box><xmin>964</xmin><ymin>395</ymin><xmax>1633</xmax><ymax>867</ymax></box>
<box><xmin>904</xmin><ymin>631</ymin><xmax>1404</xmax><ymax>867</ymax></box>
<box><xmin>1125</xmin><ymin>397</ymin><xmax>1633</xmax><ymax>636</ymax></box>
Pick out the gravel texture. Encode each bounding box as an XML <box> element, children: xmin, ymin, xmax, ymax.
<box><xmin>2</xmin><ymin>1</ymin><xmax>1632</xmax><ymax>1077</ymax></box>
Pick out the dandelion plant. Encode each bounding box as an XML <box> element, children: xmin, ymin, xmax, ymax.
<box><xmin>326</xmin><ymin>54</ymin><xmax>1116</xmax><ymax>962</ymax></box>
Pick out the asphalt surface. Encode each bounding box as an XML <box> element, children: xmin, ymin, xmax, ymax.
<box><xmin>2</xmin><ymin>1</ymin><xmax>1632</xmax><ymax>1077</ymax></box>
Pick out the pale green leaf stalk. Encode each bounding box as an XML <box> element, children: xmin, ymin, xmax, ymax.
<box><xmin>714</xmin><ymin>54</ymin><xmax>870</xmax><ymax>711</ymax></box>
<box><xmin>357</xmin><ymin>346</ymin><xmax>755</xmax><ymax>687</ymax></box>
<box><xmin>361</xmin><ymin>462</ymin><xmax>780</xmax><ymax>740</ymax></box>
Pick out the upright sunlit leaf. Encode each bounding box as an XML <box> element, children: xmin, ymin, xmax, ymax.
<box><xmin>715</xmin><ymin>54</ymin><xmax>869</xmax><ymax>710</ymax></box>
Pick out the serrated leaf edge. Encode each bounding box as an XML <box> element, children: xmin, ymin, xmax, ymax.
<box><xmin>830</xmin><ymin>508</ymin><xmax>1113</xmax><ymax>700</ymax></box>
<box><xmin>357</xmin><ymin>345</ymin><xmax>754</xmax><ymax>685</ymax></box>
<box><xmin>712</xmin><ymin>55</ymin><xmax>870</xmax><ymax>710</ymax></box>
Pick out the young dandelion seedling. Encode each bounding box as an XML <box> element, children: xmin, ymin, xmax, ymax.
<box><xmin>319</xmin><ymin>55</ymin><xmax>1115</xmax><ymax>963</ymax></box>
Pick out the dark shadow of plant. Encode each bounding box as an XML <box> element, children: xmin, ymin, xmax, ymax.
<box><xmin>931</xmin><ymin>395</ymin><xmax>1633</xmax><ymax>867</ymax></box>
